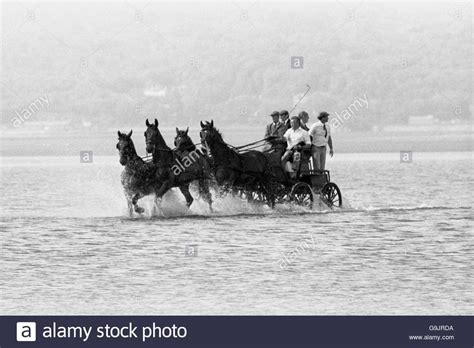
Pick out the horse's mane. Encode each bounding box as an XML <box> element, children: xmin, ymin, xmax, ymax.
<box><xmin>119</xmin><ymin>135</ymin><xmax>142</xmax><ymax>163</ymax></box>
<box><xmin>153</xmin><ymin>126</ymin><xmax>170</xmax><ymax>149</ymax></box>
<box><xmin>208</xmin><ymin>126</ymin><xmax>242</xmax><ymax>159</ymax></box>
<box><xmin>128</xmin><ymin>139</ymin><xmax>137</xmax><ymax>155</ymax></box>
<box><xmin>179</xmin><ymin>133</ymin><xmax>196</xmax><ymax>151</ymax></box>
<box><xmin>130</xmin><ymin>139</ymin><xmax>144</xmax><ymax>159</ymax></box>
<box><xmin>210</xmin><ymin>127</ymin><xmax>225</xmax><ymax>144</ymax></box>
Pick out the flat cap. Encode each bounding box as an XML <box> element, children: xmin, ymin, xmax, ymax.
<box><xmin>318</xmin><ymin>111</ymin><xmax>330</xmax><ymax>119</ymax></box>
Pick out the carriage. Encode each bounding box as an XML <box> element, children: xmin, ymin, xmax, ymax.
<box><xmin>198</xmin><ymin>122</ymin><xmax>342</xmax><ymax>210</ymax></box>
<box><xmin>241</xmin><ymin>147</ymin><xmax>342</xmax><ymax>209</ymax></box>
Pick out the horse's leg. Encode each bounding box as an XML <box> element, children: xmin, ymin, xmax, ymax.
<box><xmin>153</xmin><ymin>194</ymin><xmax>163</xmax><ymax>216</ymax></box>
<box><xmin>196</xmin><ymin>157</ymin><xmax>213</xmax><ymax>211</ymax></box>
<box><xmin>231</xmin><ymin>186</ymin><xmax>238</xmax><ymax>197</ymax></box>
<box><xmin>179</xmin><ymin>184</ymin><xmax>194</xmax><ymax>208</ymax></box>
<box><xmin>151</xmin><ymin>180</ymin><xmax>173</xmax><ymax>215</ymax></box>
<box><xmin>213</xmin><ymin>167</ymin><xmax>228</xmax><ymax>198</ymax></box>
<box><xmin>155</xmin><ymin>180</ymin><xmax>173</xmax><ymax>200</ymax></box>
<box><xmin>198</xmin><ymin>179</ymin><xmax>213</xmax><ymax>211</ymax></box>
<box><xmin>216</xmin><ymin>185</ymin><xmax>227</xmax><ymax>198</ymax></box>
<box><xmin>229</xmin><ymin>171</ymin><xmax>239</xmax><ymax>197</ymax></box>
<box><xmin>262</xmin><ymin>162</ymin><xmax>276</xmax><ymax>209</ymax></box>
<box><xmin>262</xmin><ymin>180</ymin><xmax>275</xmax><ymax>209</ymax></box>
<box><xmin>155</xmin><ymin>167</ymin><xmax>175</xmax><ymax>201</ymax></box>
<box><xmin>125</xmin><ymin>192</ymin><xmax>133</xmax><ymax>217</ymax></box>
<box><xmin>132</xmin><ymin>193</ymin><xmax>145</xmax><ymax>214</ymax></box>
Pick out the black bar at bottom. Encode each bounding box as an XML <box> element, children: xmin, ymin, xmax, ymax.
<box><xmin>1</xmin><ymin>316</ymin><xmax>472</xmax><ymax>348</ymax></box>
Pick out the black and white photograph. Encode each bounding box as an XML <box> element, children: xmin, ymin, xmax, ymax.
<box><xmin>0</xmin><ymin>0</ymin><xmax>472</xmax><ymax>345</ymax></box>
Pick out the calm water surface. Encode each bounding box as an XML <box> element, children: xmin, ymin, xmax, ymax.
<box><xmin>0</xmin><ymin>152</ymin><xmax>472</xmax><ymax>314</ymax></box>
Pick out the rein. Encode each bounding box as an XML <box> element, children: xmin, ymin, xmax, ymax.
<box><xmin>235</xmin><ymin>138</ymin><xmax>268</xmax><ymax>150</ymax></box>
<box><xmin>204</xmin><ymin>136</ymin><xmax>265</xmax><ymax>154</ymax></box>
<box><xmin>153</xmin><ymin>147</ymin><xmax>173</xmax><ymax>153</ymax></box>
<box><xmin>239</xmin><ymin>143</ymin><xmax>266</xmax><ymax>152</ymax></box>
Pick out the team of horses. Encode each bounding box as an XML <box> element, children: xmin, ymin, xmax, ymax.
<box><xmin>117</xmin><ymin>119</ymin><xmax>274</xmax><ymax>216</ymax></box>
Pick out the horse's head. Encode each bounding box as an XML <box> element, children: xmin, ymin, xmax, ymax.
<box><xmin>199</xmin><ymin>120</ymin><xmax>218</xmax><ymax>147</ymax></box>
<box><xmin>116</xmin><ymin>130</ymin><xmax>134</xmax><ymax>166</ymax></box>
<box><xmin>174</xmin><ymin>127</ymin><xmax>192</xmax><ymax>151</ymax></box>
<box><xmin>144</xmin><ymin>118</ymin><xmax>161</xmax><ymax>153</ymax></box>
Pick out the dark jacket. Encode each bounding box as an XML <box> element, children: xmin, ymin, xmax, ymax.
<box><xmin>265</xmin><ymin>121</ymin><xmax>287</xmax><ymax>152</ymax></box>
<box><xmin>265</xmin><ymin>121</ymin><xmax>285</xmax><ymax>138</ymax></box>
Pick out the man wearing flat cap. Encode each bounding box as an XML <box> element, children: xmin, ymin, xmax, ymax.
<box><xmin>264</xmin><ymin>111</ymin><xmax>287</xmax><ymax>153</ymax></box>
<box><xmin>279</xmin><ymin>110</ymin><xmax>291</xmax><ymax>130</ymax></box>
<box><xmin>309</xmin><ymin>111</ymin><xmax>334</xmax><ymax>171</ymax></box>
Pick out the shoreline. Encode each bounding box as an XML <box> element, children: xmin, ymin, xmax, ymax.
<box><xmin>1</xmin><ymin>132</ymin><xmax>471</xmax><ymax>156</ymax></box>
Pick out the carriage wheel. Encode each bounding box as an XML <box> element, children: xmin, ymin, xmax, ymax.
<box><xmin>249</xmin><ymin>191</ymin><xmax>265</xmax><ymax>202</ymax></box>
<box><xmin>290</xmin><ymin>182</ymin><xmax>314</xmax><ymax>209</ymax></box>
<box><xmin>320</xmin><ymin>182</ymin><xmax>342</xmax><ymax>208</ymax></box>
<box><xmin>274</xmin><ymin>184</ymin><xmax>290</xmax><ymax>204</ymax></box>
<box><xmin>239</xmin><ymin>189</ymin><xmax>265</xmax><ymax>203</ymax></box>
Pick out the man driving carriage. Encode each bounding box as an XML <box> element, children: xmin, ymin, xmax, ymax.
<box><xmin>281</xmin><ymin>116</ymin><xmax>311</xmax><ymax>178</ymax></box>
<box><xmin>279</xmin><ymin>110</ymin><xmax>291</xmax><ymax>130</ymax></box>
<box><xmin>264</xmin><ymin>110</ymin><xmax>287</xmax><ymax>153</ymax></box>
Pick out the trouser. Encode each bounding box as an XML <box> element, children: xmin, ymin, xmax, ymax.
<box><xmin>281</xmin><ymin>149</ymin><xmax>293</xmax><ymax>163</ymax></box>
<box><xmin>311</xmin><ymin>145</ymin><xmax>327</xmax><ymax>171</ymax></box>
<box><xmin>281</xmin><ymin>150</ymin><xmax>296</xmax><ymax>176</ymax></box>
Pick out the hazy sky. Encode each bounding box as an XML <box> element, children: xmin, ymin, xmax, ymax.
<box><xmin>1</xmin><ymin>1</ymin><xmax>472</xmax><ymax>154</ymax></box>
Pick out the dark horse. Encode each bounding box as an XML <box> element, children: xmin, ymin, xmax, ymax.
<box><xmin>174</xmin><ymin>127</ymin><xmax>214</xmax><ymax>206</ymax></box>
<box><xmin>117</xmin><ymin>130</ymin><xmax>162</xmax><ymax>216</ymax></box>
<box><xmin>144</xmin><ymin>119</ymin><xmax>213</xmax><ymax>210</ymax></box>
<box><xmin>199</xmin><ymin>120</ymin><xmax>275</xmax><ymax>206</ymax></box>
<box><xmin>174</xmin><ymin>127</ymin><xmax>195</xmax><ymax>152</ymax></box>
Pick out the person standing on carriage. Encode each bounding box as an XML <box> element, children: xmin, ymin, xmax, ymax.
<box><xmin>264</xmin><ymin>111</ymin><xmax>287</xmax><ymax>153</ymax></box>
<box><xmin>281</xmin><ymin>116</ymin><xmax>311</xmax><ymax>178</ymax></box>
<box><xmin>298</xmin><ymin>111</ymin><xmax>310</xmax><ymax>131</ymax></box>
<box><xmin>279</xmin><ymin>110</ymin><xmax>291</xmax><ymax>130</ymax></box>
<box><xmin>309</xmin><ymin>111</ymin><xmax>334</xmax><ymax>171</ymax></box>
